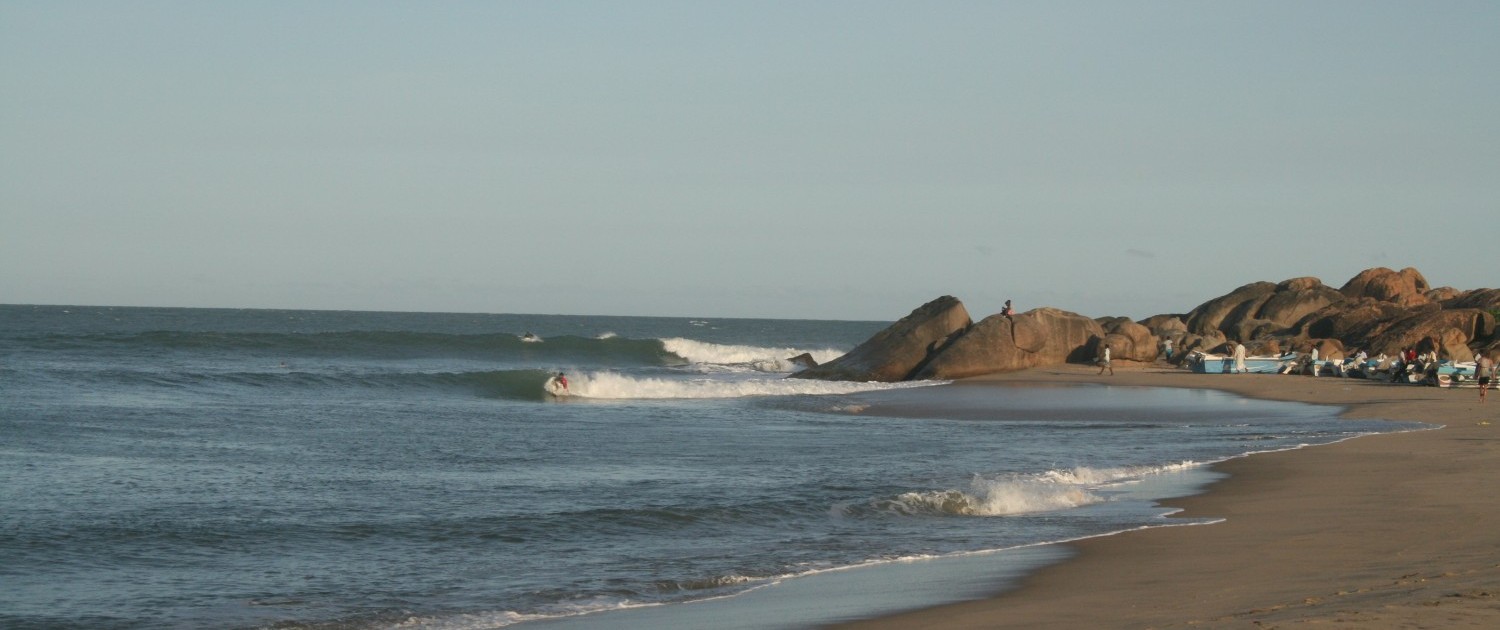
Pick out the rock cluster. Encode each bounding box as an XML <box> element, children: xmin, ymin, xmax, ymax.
<box><xmin>793</xmin><ymin>267</ymin><xmax>1499</xmax><ymax>382</ymax></box>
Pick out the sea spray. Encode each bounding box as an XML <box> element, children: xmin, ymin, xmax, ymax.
<box><xmin>660</xmin><ymin>338</ymin><xmax>845</xmax><ymax>372</ymax></box>
<box><xmin>842</xmin><ymin>462</ymin><xmax>1210</xmax><ymax>518</ymax></box>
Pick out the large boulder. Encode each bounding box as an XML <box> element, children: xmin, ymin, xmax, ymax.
<box><xmin>1365</xmin><ymin>309</ymin><xmax>1492</xmax><ymax>360</ymax></box>
<box><xmin>1308</xmin><ymin>338</ymin><xmax>1347</xmax><ymax>361</ymax></box>
<box><xmin>1443</xmin><ymin>288</ymin><xmax>1500</xmax><ymax>313</ymax></box>
<box><xmin>1184</xmin><ymin>277</ymin><xmax>1344</xmax><ymax>342</ymax></box>
<box><xmin>1140</xmin><ymin>314</ymin><xmax>1187</xmax><ymax>336</ymax></box>
<box><xmin>792</xmin><ymin>296</ymin><xmax>971</xmax><ymax>382</ymax></box>
<box><xmin>1340</xmin><ymin>267</ymin><xmax>1432</xmax><ymax>306</ymax></box>
<box><xmin>1175</xmin><ymin>331</ymin><xmax>1228</xmax><ymax>355</ymax></box>
<box><xmin>1299</xmin><ymin>298</ymin><xmax>1415</xmax><ymax>344</ymax></box>
<box><xmin>1100</xmin><ymin>319</ymin><xmax>1159</xmax><ymax>362</ymax></box>
<box><xmin>1227</xmin><ymin>317</ymin><xmax>1282</xmax><ymax>344</ymax></box>
<box><xmin>1426</xmin><ymin>287</ymin><xmax>1464</xmax><ymax>303</ymax></box>
<box><xmin>1184</xmin><ymin>282</ymin><xmax>1278</xmax><ymax>337</ymax></box>
<box><xmin>1444</xmin><ymin>290</ymin><xmax>1500</xmax><ymax>344</ymax></box>
<box><xmin>1256</xmin><ymin>277</ymin><xmax>1346</xmax><ymax>328</ymax></box>
<box><xmin>911</xmin><ymin>308</ymin><xmax>1104</xmax><ymax>380</ymax></box>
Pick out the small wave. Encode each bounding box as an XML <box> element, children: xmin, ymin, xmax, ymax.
<box><xmin>660</xmin><ymin>338</ymin><xmax>845</xmax><ymax>373</ymax></box>
<box><xmin>655</xmin><ymin>573</ymin><xmax>756</xmax><ymax>593</ymax></box>
<box><xmin>842</xmin><ymin>462</ymin><xmax>1204</xmax><ymax>518</ymax></box>
<box><xmin>564</xmin><ymin>371</ymin><xmax>941</xmax><ymax>400</ymax></box>
<box><xmin>396</xmin><ymin>609</ymin><xmax>600</xmax><ymax>627</ymax></box>
<box><xmin>867</xmin><ymin>484</ymin><xmax>1098</xmax><ymax>517</ymax></box>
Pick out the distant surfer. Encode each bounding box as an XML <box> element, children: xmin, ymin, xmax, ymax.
<box><xmin>556</xmin><ymin>372</ymin><xmax>568</xmax><ymax>392</ymax></box>
<box><xmin>521</xmin><ymin>332</ymin><xmax>542</xmax><ymax>343</ymax></box>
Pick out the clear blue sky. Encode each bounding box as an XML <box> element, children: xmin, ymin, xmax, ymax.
<box><xmin>3</xmin><ymin>1</ymin><xmax>1495</xmax><ymax>320</ymax></box>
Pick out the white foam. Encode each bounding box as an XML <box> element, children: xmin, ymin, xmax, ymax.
<box><xmin>388</xmin><ymin>596</ymin><xmax>662</xmax><ymax>629</ymax></box>
<box><xmin>660</xmin><ymin>338</ymin><xmax>845</xmax><ymax>373</ymax></box>
<box><xmin>854</xmin><ymin>462</ymin><xmax>1207</xmax><ymax>517</ymax></box>
<box><xmin>875</xmin><ymin>481</ymin><xmax>1098</xmax><ymax>517</ymax></box>
<box><xmin>566</xmin><ymin>371</ymin><xmax>942</xmax><ymax>400</ymax></box>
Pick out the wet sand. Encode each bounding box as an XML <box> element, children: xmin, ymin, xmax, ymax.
<box><xmin>832</xmin><ymin>364</ymin><xmax>1500</xmax><ymax>629</ymax></box>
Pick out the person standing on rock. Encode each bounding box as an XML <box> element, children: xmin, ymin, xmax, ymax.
<box><xmin>1001</xmin><ymin>300</ymin><xmax>1014</xmax><ymax>319</ymax></box>
<box><xmin>1097</xmin><ymin>343</ymin><xmax>1113</xmax><ymax>376</ymax></box>
<box><xmin>1478</xmin><ymin>353</ymin><xmax>1494</xmax><ymax>404</ymax></box>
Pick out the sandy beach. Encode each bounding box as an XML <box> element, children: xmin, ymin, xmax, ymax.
<box><xmin>834</xmin><ymin>364</ymin><xmax>1500</xmax><ymax>629</ymax></box>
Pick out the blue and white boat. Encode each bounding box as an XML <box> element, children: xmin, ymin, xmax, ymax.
<box><xmin>1185</xmin><ymin>351</ymin><xmax>1293</xmax><ymax>374</ymax></box>
<box><xmin>1435</xmin><ymin>361</ymin><xmax>1482</xmax><ymax>388</ymax></box>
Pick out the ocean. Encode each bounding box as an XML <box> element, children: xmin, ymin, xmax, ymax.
<box><xmin>0</xmin><ymin>305</ymin><xmax>1423</xmax><ymax>629</ymax></box>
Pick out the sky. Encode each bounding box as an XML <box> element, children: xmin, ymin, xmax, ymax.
<box><xmin>2</xmin><ymin>1</ymin><xmax>1496</xmax><ymax>321</ymax></box>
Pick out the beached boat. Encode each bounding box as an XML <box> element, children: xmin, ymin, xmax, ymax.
<box><xmin>1435</xmin><ymin>361</ymin><xmax>1481</xmax><ymax>388</ymax></box>
<box><xmin>1185</xmin><ymin>351</ymin><xmax>1294</xmax><ymax>374</ymax></box>
<box><xmin>1352</xmin><ymin>358</ymin><xmax>1483</xmax><ymax>387</ymax></box>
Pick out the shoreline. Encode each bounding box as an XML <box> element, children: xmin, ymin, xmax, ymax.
<box><xmin>831</xmin><ymin>364</ymin><xmax>1500</xmax><ymax>629</ymax></box>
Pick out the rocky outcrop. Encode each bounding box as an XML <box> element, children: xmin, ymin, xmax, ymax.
<box><xmin>793</xmin><ymin>267</ymin><xmax>1494</xmax><ymax>383</ymax></box>
<box><xmin>912</xmin><ymin>308</ymin><xmax>1103</xmax><ymax>380</ymax></box>
<box><xmin>1258</xmin><ymin>278</ymin><xmax>1346</xmax><ymax>328</ymax></box>
<box><xmin>791</xmin><ymin>296</ymin><xmax>970</xmax><ymax>382</ymax></box>
<box><xmin>1300</xmin><ymin>298</ymin><xmax>1415</xmax><ymax>343</ymax></box>
<box><xmin>787</xmin><ymin>353</ymin><xmax>819</xmax><ymax>369</ymax></box>
<box><xmin>1184</xmin><ymin>277</ymin><xmax>1344</xmax><ymax>342</ymax></box>
<box><xmin>1099</xmin><ymin>318</ymin><xmax>1159</xmax><ymax>362</ymax></box>
<box><xmin>1176</xmin><ymin>330</ymin><xmax>1228</xmax><ymax>355</ymax></box>
<box><xmin>1140</xmin><ymin>314</ymin><xmax>1187</xmax><ymax>336</ymax></box>
<box><xmin>1365</xmin><ymin>309</ymin><xmax>1493</xmax><ymax>361</ymax></box>
<box><xmin>1340</xmin><ymin>267</ymin><xmax>1431</xmax><ymax>306</ymax></box>
<box><xmin>1185</xmin><ymin>282</ymin><xmax>1278</xmax><ymax>338</ymax></box>
<box><xmin>1308</xmin><ymin>338</ymin><xmax>1347</xmax><ymax>361</ymax></box>
<box><xmin>1443</xmin><ymin>288</ymin><xmax>1500</xmax><ymax>312</ymax></box>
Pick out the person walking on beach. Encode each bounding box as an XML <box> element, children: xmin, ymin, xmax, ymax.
<box><xmin>1098</xmin><ymin>343</ymin><xmax>1113</xmax><ymax>375</ymax></box>
<box><xmin>1162</xmin><ymin>338</ymin><xmax>1173</xmax><ymax>361</ymax></box>
<box><xmin>1478</xmin><ymin>353</ymin><xmax>1494</xmax><ymax>403</ymax></box>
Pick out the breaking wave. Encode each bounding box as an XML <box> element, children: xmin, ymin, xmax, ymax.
<box><xmin>841</xmin><ymin>462</ymin><xmax>1204</xmax><ymax>517</ymax></box>
<box><xmin>659</xmin><ymin>338</ymin><xmax>845</xmax><ymax>373</ymax></box>
<box><xmin>563</xmin><ymin>371</ymin><xmax>941</xmax><ymax>400</ymax></box>
<box><xmin>21</xmin><ymin>331</ymin><xmax>846</xmax><ymax>375</ymax></box>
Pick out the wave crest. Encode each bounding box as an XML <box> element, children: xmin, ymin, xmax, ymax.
<box><xmin>843</xmin><ymin>462</ymin><xmax>1205</xmax><ymax>518</ymax></box>
<box><xmin>565</xmin><ymin>371</ymin><xmax>940</xmax><ymax>400</ymax></box>
<box><xmin>660</xmin><ymin>338</ymin><xmax>844</xmax><ymax>373</ymax></box>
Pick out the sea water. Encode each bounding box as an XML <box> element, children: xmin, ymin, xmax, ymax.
<box><xmin>0</xmin><ymin>305</ymin><xmax>1424</xmax><ymax>629</ymax></box>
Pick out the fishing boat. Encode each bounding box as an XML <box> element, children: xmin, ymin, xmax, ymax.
<box><xmin>1435</xmin><ymin>361</ymin><xmax>1481</xmax><ymax>388</ymax></box>
<box><xmin>1185</xmin><ymin>351</ymin><xmax>1294</xmax><ymax>374</ymax></box>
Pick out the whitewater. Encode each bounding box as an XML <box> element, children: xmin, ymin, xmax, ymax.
<box><xmin>0</xmin><ymin>305</ymin><xmax>1423</xmax><ymax>630</ymax></box>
